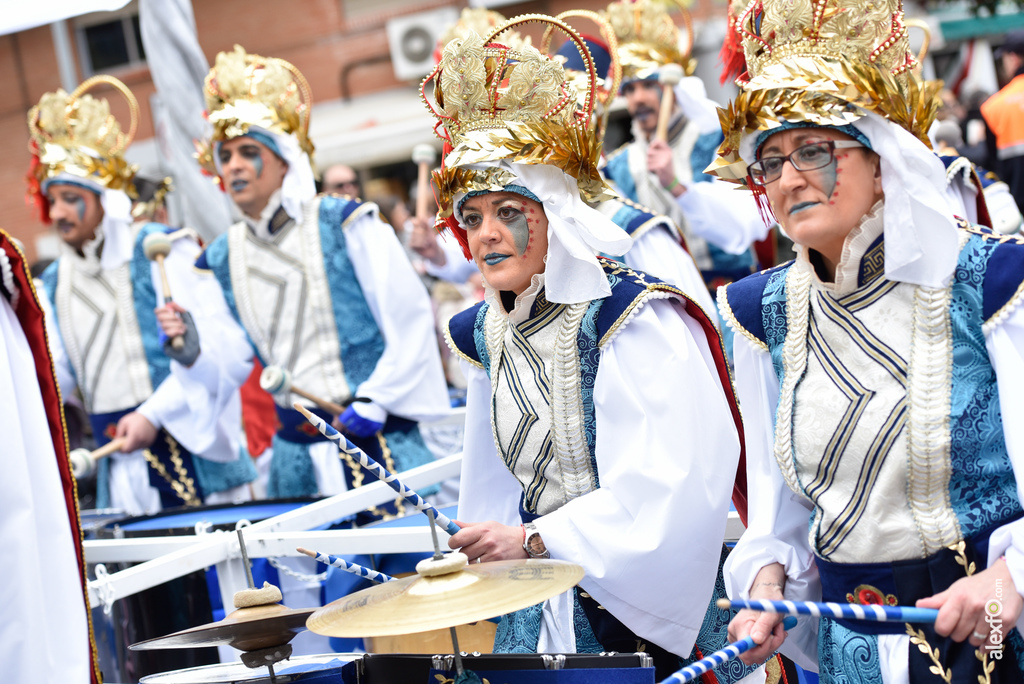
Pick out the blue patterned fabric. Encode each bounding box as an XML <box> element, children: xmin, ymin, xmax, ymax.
<box><xmin>605</xmin><ymin>201</ymin><xmax>672</xmax><ymax>239</ymax></box>
<box><xmin>268</xmin><ymin>436</ymin><xmax>320</xmax><ymax>499</ymax></box>
<box><xmin>947</xmin><ymin>233</ymin><xmax>1021</xmax><ymax>536</ymax></box>
<box><xmin>690</xmin><ymin>131</ymin><xmax>723</xmax><ymax>185</ymax></box>
<box><xmin>492</xmin><ymin>594</ymin><xmax>603</xmax><ymax>655</ymax></box>
<box><xmin>192</xmin><ymin>445</ymin><xmax>258</xmax><ymax>494</ymax></box>
<box><xmin>318</xmin><ymin>196</ymin><xmax>387</xmax><ymax>390</ymax></box>
<box><xmin>131</xmin><ymin>223</ymin><xmax>173</xmax><ymax>387</ymax></box>
<box><xmin>762</xmin><ymin>266</ymin><xmax>791</xmax><ymax>382</ymax></box>
<box><xmin>602</xmin><ymin>149</ymin><xmax>636</xmax><ymax>202</ymax></box>
<box><xmin>818</xmin><ymin>619</ymin><xmax>884</xmax><ymax>684</ymax></box>
<box><xmin>38</xmin><ymin>261</ymin><xmax>74</xmax><ymax>385</ymax></box>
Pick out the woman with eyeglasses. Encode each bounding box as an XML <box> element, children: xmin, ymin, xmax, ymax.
<box><xmin>711</xmin><ymin>0</ymin><xmax>1024</xmax><ymax>680</ymax></box>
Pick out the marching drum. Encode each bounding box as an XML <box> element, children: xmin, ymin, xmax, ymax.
<box><xmin>94</xmin><ymin>500</ymin><xmax>318</xmax><ymax>682</ymax></box>
<box><xmin>140</xmin><ymin>652</ymin><xmax>653</xmax><ymax>683</ymax></box>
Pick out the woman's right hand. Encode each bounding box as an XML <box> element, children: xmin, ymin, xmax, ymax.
<box><xmin>727</xmin><ymin>562</ymin><xmax>789</xmax><ymax>665</ymax></box>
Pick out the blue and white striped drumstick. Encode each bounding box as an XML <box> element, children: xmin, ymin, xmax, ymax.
<box><xmin>717</xmin><ymin>598</ymin><xmax>938</xmax><ymax>623</ymax></box>
<box><xmin>293</xmin><ymin>403</ymin><xmax>461</xmax><ymax>536</ymax></box>
<box><xmin>297</xmin><ymin>547</ymin><xmax>396</xmax><ymax>584</ymax></box>
<box><xmin>661</xmin><ymin>616</ymin><xmax>798</xmax><ymax>684</ymax></box>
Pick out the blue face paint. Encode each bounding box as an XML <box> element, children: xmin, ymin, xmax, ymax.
<box><xmin>251</xmin><ymin>152</ymin><xmax>264</xmax><ymax>178</ymax></box>
<box><xmin>505</xmin><ymin>209</ymin><xmax>531</xmax><ymax>256</ymax></box>
<box><xmin>68</xmin><ymin>194</ymin><xmax>86</xmax><ymax>223</ymax></box>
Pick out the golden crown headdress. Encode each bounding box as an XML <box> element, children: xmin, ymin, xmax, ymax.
<box><xmin>604</xmin><ymin>0</ymin><xmax>695</xmax><ymax>82</ymax></box>
<box><xmin>26</xmin><ymin>75</ymin><xmax>139</xmax><ymax>199</ymax></box>
<box><xmin>707</xmin><ymin>0</ymin><xmax>941</xmax><ymax>184</ymax></box>
<box><xmin>196</xmin><ymin>45</ymin><xmax>314</xmax><ymax>176</ymax></box>
<box><xmin>540</xmin><ymin>10</ymin><xmax>623</xmax><ymax>143</ymax></box>
<box><xmin>422</xmin><ymin>14</ymin><xmax>616</xmax><ymax>235</ymax></box>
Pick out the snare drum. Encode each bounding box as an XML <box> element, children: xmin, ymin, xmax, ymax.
<box><xmin>140</xmin><ymin>653</ymin><xmax>361</xmax><ymax>683</ymax></box>
<box><xmin>361</xmin><ymin>652</ymin><xmax>655</xmax><ymax>683</ymax></box>
<box><xmin>94</xmin><ymin>499</ymin><xmax>318</xmax><ymax>682</ymax></box>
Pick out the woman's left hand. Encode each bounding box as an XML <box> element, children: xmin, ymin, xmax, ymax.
<box><xmin>917</xmin><ymin>557</ymin><xmax>1022</xmax><ymax>647</ymax></box>
<box><xmin>448</xmin><ymin>520</ymin><xmax>528</xmax><ymax>562</ymax></box>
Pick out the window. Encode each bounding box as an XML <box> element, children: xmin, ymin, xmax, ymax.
<box><xmin>76</xmin><ymin>4</ymin><xmax>145</xmax><ymax>75</ymax></box>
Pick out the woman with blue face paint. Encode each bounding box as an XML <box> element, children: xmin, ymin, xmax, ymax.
<box><xmin>711</xmin><ymin>0</ymin><xmax>1024</xmax><ymax>680</ymax></box>
<box><xmin>428</xmin><ymin>17</ymin><xmax>767</xmax><ymax>682</ymax></box>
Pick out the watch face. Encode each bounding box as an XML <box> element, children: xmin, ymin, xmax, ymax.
<box><xmin>527</xmin><ymin>534</ymin><xmax>548</xmax><ymax>557</ymax></box>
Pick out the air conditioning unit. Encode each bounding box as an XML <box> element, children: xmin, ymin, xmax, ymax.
<box><xmin>386</xmin><ymin>7</ymin><xmax>460</xmax><ymax>81</ymax></box>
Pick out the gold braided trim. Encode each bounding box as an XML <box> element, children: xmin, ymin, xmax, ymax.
<box><xmin>716</xmin><ymin>284</ymin><xmax>769</xmax><ymax>353</ymax></box>
<box><xmin>443</xmin><ymin>318</ymin><xmax>484</xmax><ymax>370</ymax></box>
<box><xmin>906</xmin><ymin>624</ymin><xmax>952</xmax><ymax>682</ymax></box>
<box><xmin>143</xmin><ymin>434</ymin><xmax>200</xmax><ymax>506</ymax></box>
<box><xmin>4</xmin><ymin>231</ymin><xmax>104</xmax><ymax>684</ymax></box>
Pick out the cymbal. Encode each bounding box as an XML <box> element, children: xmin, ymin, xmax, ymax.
<box><xmin>307</xmin><ymin>557</ymin><xmax>585</xmax><ymax>638</ymax></box>
<box><xmin>130</xmin><ymin>603</ymin><xmax>316</xmax><ymax>652</ymax></box>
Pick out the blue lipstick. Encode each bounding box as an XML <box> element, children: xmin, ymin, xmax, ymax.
<box><xmin>483</xmin><ymin>253</ymin><xmax>510</xmax><ymax>266</ymax></box>
<box><xmin>790</xmin><ymin>201</ymin><xmax>818</xmax><ymax>215</ymax></box>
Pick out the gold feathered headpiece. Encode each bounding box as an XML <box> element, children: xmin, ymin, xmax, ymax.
<box><xmin>540</xmin><ymin>10</ymin><xmax>623</xmax><ymax>143</ymax></box>
<box><xmin>706</xmin><ymin>0</ymin><xmax>941</xmax><ymax>184</ymax></box>
<box><xmin>196</xmin><ymin>45</ymin><xmax>314</xmax><ymax>176</ymax></box>
<box><xmin>604</xmin><ymin>0</ymin><xmax>695</xmax><ymax>82</ymax></box>
<box><xmin>437</xmin><ymin>8</ymin><xmax>533</xmax><ymax>55</ymax></box>
<box><xmin>26</xmin><ymin>75</ymin><xmax>139</xmax><ymax>212</ymax></box>
<box><xmin>422</xmin><ymin>13</ymin><xmax>616</xmax><ymax>244</ymax></box>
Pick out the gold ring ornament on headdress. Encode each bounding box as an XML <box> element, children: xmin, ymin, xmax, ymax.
<box><xmin>421</xmin><ymin>14</ymin><xmax>617</xmax><ymax>230</ymax></box>
<box><xmin>541</xmin><ymin>10</ymin><xmax>623</xmax><ymax>142</ymax></box>
<box><xmin>438</xmin><ymin>8</ymin><xmax>534</xmax><ymax>54</ymax></box>
<box><xmin>196</xmin><ymin>45</ymin><xmax>314</xmax><ymax>178</ymax></box>
<box><xmin>706</xmin><ymin>0</ymin><xmax>942</xmax><ymax>186</ymax></box>
<box><xmin>26</xmin><ymin>75</ymin><xmax>140</xmax><ymax>202</ymax></box>
<box><xmin>604</xmin><ymin>0</ymin><xmax>695</xmax><ymax>82</ymax></box>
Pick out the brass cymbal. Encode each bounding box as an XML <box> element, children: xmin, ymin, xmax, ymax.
<box><xmin>307</xmin><ymin>558</ymin><xmax>585</xmax><ymax>638</ymax></box>
<box><xmin>130</xmin><ymin>603</ymin><xmax>316</xmax><ymax>652</ymax></box>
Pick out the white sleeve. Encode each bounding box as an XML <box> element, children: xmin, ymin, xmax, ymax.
<box><xmin>345</xmin><ymin>213</ymin><xmax>450</xmax><ymax>422</ymax></box>
<box><xmin>35</xmin><ymin>281</ymin><xmax>77</xmax><ymax>399</ymax></box>
<box><xmin>980</xmin><ymin>303</ymin><xmax>1024</xmax><ymax>634</ymax></box>
<box><xmin>626</xmin><ymin>226</ymin><xmax>717</xmax><ymax>319</ymax></box>
<box><xmin>138</xmin><ymin>239</ymin><xmax>253</xmax><ymax>459</ymax></box>
<box><xmin>456</xmin><ymin>362</ymin><xmax>523</xmax><ymax>526</ymax></box>
<box><xmin>721</xmin><ymin>332</ymin><xmax>821</xmax><ymax>670</ymax></box>
<box><xmin>533</xmin><ymin>299</ymin><xmax>740</xmax><ymax>657</ymax></box>
<box><xmin>676</xmin><ymin>180</ymin><xmax>770</xmax><ymax>255</ymax></box>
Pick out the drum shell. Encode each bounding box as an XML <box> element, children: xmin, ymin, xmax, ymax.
<box><xmin>93</xmin><ymin>500</ymin><xmax>316</xmax><ymax>682</ymax></box>
<box><xmin>358</xmin><ymin>653</ymin><xmax>655</xmax><ymax>683</ymax></box>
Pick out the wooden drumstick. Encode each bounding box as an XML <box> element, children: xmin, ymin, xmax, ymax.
<box><xmin>412</xmin><ymin>144</ymin><xmax>437</xmax><ymax>221</ymax></box>
<box><xmin>259</xmin><ymin>365</ymin><xmax>347</xmax><ymax>416</ymax></box>
<box><xmin>142</xmin><ymin>232</ymin><xmax>185</xmax><ymax>351</ymax></box>
<box><xmin>70</xmin><ymin>438</ymin><xmax>127</xmax><ymax>478</ymax></box>
<box><xmin>655</xmin><ymin>63</ymin><xmax>684</xmax><ymax>143</ymax></box>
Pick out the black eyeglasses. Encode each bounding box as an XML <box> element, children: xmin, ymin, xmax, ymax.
<box><xmin>747</xmin><ymin>140</ymin><xmax>864</xmax><ymax>187</ymax></box>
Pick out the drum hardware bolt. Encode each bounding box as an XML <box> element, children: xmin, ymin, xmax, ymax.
<box><xmin>113</xmin><ymin>524</ymin><xmax>124</xmax><ymax>539</ymax></box>
<box><xmin>636</xmin><ymin>652</ymin><xmax>654</xmax><ymax>669</ymax></box>
<box><xmin>194</xmin><ymin>520</ymin><xmax>213</xmax><ymax>536</ymax></box>
<box><xmin>428</xmin><ymin>509</ymin><xmax>466</xmax><ymax>678</ymax></box>
<box><xmin>542</xmin><ymin>654</ymin><xmax>566</xmax><ymax>670</ymax></box>
<box><xmin>237</xmin><ymin>529</ymin><xmax>256</xmax><ymax>589</ymax></box>
<box><xmin>91</xmin><ymin>563</ymin><xmax>117</xmax><ymax>616</ymax></box>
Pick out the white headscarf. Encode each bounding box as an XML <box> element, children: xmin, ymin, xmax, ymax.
<box><xmin>45</xmin><ymin>172</ymin><xmax>134</xmax><ymax>271</ymax></box>
<box><xmin>738</xmin><ymin>111</ymin><xmax>960</xmax><ymax>288</ymax></box>
<box><xmin>673</xmin><ymin>76</ymin><xmax>722</xmax><ymax>136</ymax></box>
<box><xmin>452</xmin><ymin>161</ymin><xmax>633</xmax><ymax>304</ymax></box>
<box><xmin>214</xmin><ymin>125</ymin><xmax>317</xmax><ymax>223</ymax></box>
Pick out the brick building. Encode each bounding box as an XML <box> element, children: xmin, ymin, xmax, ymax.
<box><xmin>0</xmin><ymin>0</ymin><xmax>732</xmax><ymax>264</ymax></box>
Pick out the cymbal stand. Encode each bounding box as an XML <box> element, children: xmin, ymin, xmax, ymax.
<box><xmin>237</xmin><ymin>529</ymin><xmax>277</xmax><ymax>684</ymax></box>
<box><xmin>427</xmin><ymin>510</ymin><xmax>465</xmax><ymax>678</ymax></box>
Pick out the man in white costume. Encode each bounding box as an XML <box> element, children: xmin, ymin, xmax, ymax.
<box><xmin>710</xmin><ymin>0</ymin><xmax>1024</xmax><ymax>679</ymax></box>
<box><xmin>425</xmin><ymin>21</ymin><xmax>774</xmax><ymax>682</ymax></box>
<box><xmin>601</xmin><ymin>0</ymin><xmax>768</xmax><ymax>294</ymax></box>
<box><xmin>165</xmin><ymin>46</ymin><xmax>449</xmax><ymax>506</ymax></box>
<box><xmin>29</xmin><ymin>76</ymin><xmax>255</xmax><ymax>514</ymax></box>
<box><xmin>0</xmin><ymin>229</ymin><xmax>99</xmax><ymax>683</ymax></box>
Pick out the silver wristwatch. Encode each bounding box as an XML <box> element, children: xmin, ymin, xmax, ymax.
<box><xmin>522</xmin><ymin>522</ymin><xmax>550</xmax><ymax>559</ymax></box>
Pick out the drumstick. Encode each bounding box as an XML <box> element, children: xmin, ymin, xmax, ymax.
<box><xmin>70</xmin><ymin>438</ymin><xmax>127</xmax><ymax>478</ymax></box>
<box><xmin>260</xmin><ymin>366</ymin><xmax>347</xmax><ymax>416</ymax></box>
<box><xmin>661</xmin><ymin>616</ymin><xmax>798</xmax><ymax>683</ymax></box>
<box><xmin>655</xmin><ymin>63</ymin><xmax>684</xmax><ymax>143</ymax></box>
<box><xmin>297</xmin><ymin>547</ymin><xmax>396</xmax><ymax>584</ymax></box>
<box><xmin>717</xmin><ymin>598</ymin><xmax>939</xmax><ymax>624</ymax></box>
<box><xmin>411</xmin><ymin>144</ymin><xmax>437</xmax><ymax>221</ymax></box>
<box><xmin>294</xmin><ymin>403</ymin><xmax>461</xmax><ymax>536</ymax></box>
<box><xmin>142</xmin><ymin>232</ymin><xmax>185</xmax><ymax>351</ymax></box>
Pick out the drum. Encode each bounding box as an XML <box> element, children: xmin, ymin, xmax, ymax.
<box><xmin>140</xmin><ymin>653</ymin><xmax>361</xmax><ymax>683</ymax></box>
<box><xmin>141</xmin><ymin>653</ymin><xmax>654</xmax><ymax>684</ymax></box>
<box><xmin>94</xmin><ymin>499</ymin><xmax>318</xmax><ymax>683</ymax></box>
<box><xmin>360</xmin><ymin>652</ymin><xmax>656</xmax><ymax>683</ymax></box>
